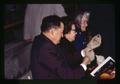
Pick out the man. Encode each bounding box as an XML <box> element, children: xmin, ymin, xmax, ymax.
<box><xmin>30</xmin><ymin>15</ymin><xmax>92</xmax><ymax>79</ymax></box>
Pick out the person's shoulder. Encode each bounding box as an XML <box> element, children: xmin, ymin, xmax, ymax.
<box><xmin>33</xmin><ymin>35</ymin><xmax>41</xmax><ymax>42</ymax></box>
<box><xmin>58</xmin><ymin>38</ymin><xmax>67</xmax><ymax>46</ymax></box>
<box><xmin>32</xmin><ymin>35</ymin><xmax>45</xmax><ymax>47</ymax></box>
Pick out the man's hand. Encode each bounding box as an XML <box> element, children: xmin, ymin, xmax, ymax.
<box><xmin>82</xmin><ymin>56</ymin><xmax>91</xmax><ymax>65</ymax></box>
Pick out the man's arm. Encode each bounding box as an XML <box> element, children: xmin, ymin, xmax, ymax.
<box><xmin>38</xmin><ymin>46</ymin><xmax>88</xmax><ymax>79</ymax></box>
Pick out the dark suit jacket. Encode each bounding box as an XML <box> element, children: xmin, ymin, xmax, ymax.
<box><xmin>30</xmin><ymin>34</ymin><xmax>85</xmax><ymax>79</ymax></box>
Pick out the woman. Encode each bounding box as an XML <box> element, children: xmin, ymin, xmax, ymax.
<box><xmin>74</xmin><ymin>11</ymin><xmax>91</xmax><ymax>52</ymax></box>
<box><xmin>58</xmin><ymin>17</ymin><xmax>93</xmax><ymax>69</ymax></box>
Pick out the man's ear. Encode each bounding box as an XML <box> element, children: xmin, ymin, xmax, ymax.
<box><xmin>49</xmin><ymin>28</ymin><xmax>56</xmax><ymax>37</ymax></box>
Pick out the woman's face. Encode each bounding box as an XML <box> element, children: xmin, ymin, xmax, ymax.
<box><xmin>80</xmin><ymin>16</ymin><xmax>88</xmax><ymax>32</ymax></box>
<box><xmin>67</xmin><ymin>24</ymin><xmax>77</xmax><ymax>42</ymax></box>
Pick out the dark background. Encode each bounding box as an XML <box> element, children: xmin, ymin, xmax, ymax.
<box><xmin>63</xmin><ymin>4</ymin><xmax>115</xmax><ymax>59</ymax></box>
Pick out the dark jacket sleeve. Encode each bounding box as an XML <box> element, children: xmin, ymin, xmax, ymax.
<box><xmin>37</xmin><ymin>44</ymin><xmax>85</xmax><ymax>79</ymax></box>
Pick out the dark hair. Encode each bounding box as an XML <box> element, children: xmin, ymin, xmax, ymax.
<box><xmin>41</xmin><ymin>15</ymin><xmax>62</xmax><ymax>32</ymax></box>
<box><xmin>61</xmin><ymin>16</ymin><xmax>75</xmax><ymax>35</ymax></box>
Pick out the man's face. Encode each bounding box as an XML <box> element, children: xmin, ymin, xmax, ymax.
<box><xmin>53</xmin><ymin>22</ymin><xmax>64</xmax><ymax>44</ymax></box>
<box><xmin>80</xmin><ymin>16</ymin><xmax>88</xmax><ymax>32</ymax></box>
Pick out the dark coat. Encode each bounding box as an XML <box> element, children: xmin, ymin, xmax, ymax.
<box><xmin>58</xmin><ymin>37</ymin><xmax>83</xmax><ymax>68</ymax></box>
<box><xmin>74</xmin><ymin>28</ymin><xmax>88</xmax><ymax>52</ymax></box>
<box><xmin>30</xmin><ymin>34</ymin><xmax>85</xmax><ymax>79</ymax></box>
